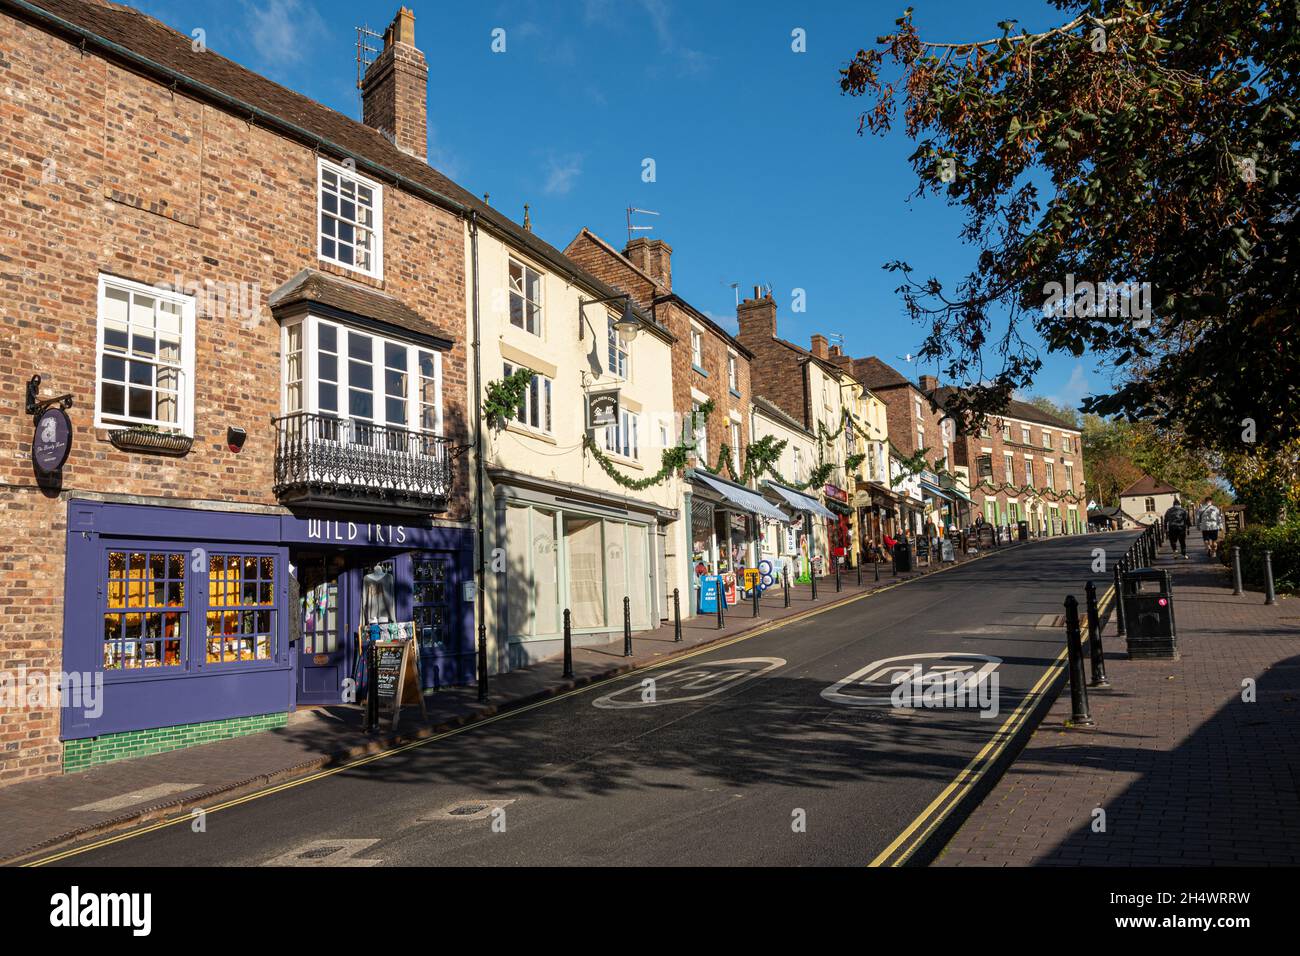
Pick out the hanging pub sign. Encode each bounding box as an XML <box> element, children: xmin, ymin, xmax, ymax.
<box><xmin>587</xmin><ymin>389</ymin><xmax>620</xmax><ymax>429</ymax></box>
<box><xmin>32</xmin><ymin>406</ymin><xmax>72</xmax><ymax>474</ymax></box>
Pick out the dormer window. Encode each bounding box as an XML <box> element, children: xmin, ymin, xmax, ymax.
<box><xmin>317</xmin><ymin>159</ymin><xmax>382</xmax><ymax>279</ymax></box>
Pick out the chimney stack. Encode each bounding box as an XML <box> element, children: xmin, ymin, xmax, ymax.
<box><xmin>623</xmin><ymin>237</ymin><xmax>672</xmax><ymax>290</ymax></box>
<box><xmin>810</xmin><ymin>334</ymin><xmax>829</xmax><ymax>360</ymax></box>
<box><xmin>918</xmin><ymin>374</ymin><xmax>939</xmax><ymax>394</ymax></box>
<box><xmin>736</xmin><ymin>287</ymin><xmax>777</xmax><ymax>347</ymax></box>
<box><xmin>360</xmin><ymin>8</ymin><xmax>428</xmax><ymax>161</ymax></box>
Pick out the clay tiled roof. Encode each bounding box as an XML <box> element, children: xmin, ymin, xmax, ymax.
<box><xmin>15</xmin><ymin>0</ymin><xmax>652</xmax><ymax>327</ymax></box>
<box><xmin>930</xmin><ymin>386</ymin><xmax>1080</xmax><ymax>432</ymax></box>
<box><xmin>1119</xmin><ymin>474</ymin><xmax>1180</xmax><ymax>497</ymax></box>
<box><xmin>853</xmin><ymin>356</ymin><xmax>913</xmax><ymax>390</ymax></box>
<box><xmin>268</xmin><ymin>269</ymin><xmax>451</xmax><ymax>345</ymax></box>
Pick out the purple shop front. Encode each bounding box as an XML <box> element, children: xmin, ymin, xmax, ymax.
<box><xmin>61</xmin><ymin>499</ymin><xmax>474</xmax><ymax>741</ymax></box>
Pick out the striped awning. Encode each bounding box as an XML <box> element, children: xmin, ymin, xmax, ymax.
<box><xmin>691</xmin><ymin>471</ymin><xmax>790</xmax><ymax>522</ymax></box>
<box><xmin>764</xmin><ymin>481</ymin><xmax>835</xmax><ymax>519</ymax></box>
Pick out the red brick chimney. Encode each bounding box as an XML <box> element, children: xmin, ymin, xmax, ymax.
<box><xmin>623</xmin><ymin>237</ymin><xmax>672</xmax><ymax>290</ymax></box>
<box><xmin>810</xmin><ymin>334</ymin><xmax>829</xmax><ymax>360</ymax></box>
<box><xmin>736</xmin><ymin>286</ymin><xmax>777</xmax><ymax>345</ymax></box>
<box><xmin>918</xmin><ymin>374</ymin><xmax>939</xmax><ymax>393</ymax></box>
<box><xmin>360</xmin><ymin>8</ymin><xmax>428</xmax><ymax>161</ymax></box>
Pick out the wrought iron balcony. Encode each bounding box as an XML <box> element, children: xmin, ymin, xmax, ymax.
<box><xmin>273</xmin><ymin>412</ymin><xmax>453</xmax><ymax>513</ymax></box>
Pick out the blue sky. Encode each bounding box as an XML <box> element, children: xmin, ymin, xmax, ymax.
<box><xmin>136</xmin><ymin>0</ymin><xmax>1103</xmax><ymax>413</ymax></box>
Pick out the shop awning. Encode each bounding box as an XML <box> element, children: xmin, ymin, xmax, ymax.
<box><xmin>764</xmin><ymin>481</ymin><xmax>836</xmax><ymax>519</ymax></box>
<box><xmin>919</xmin><ymin>480</ymin><xmax>953</xmax><ymax>500</ymax></box>
<box><xmin>691</xmin><ymin>471</ymin><xmax>790</xmax><ymax>522</ymax></box>
<box><xmin>948</xmin><ymin>486</ymin><xmax>974</xmax><ymax>504</ymax></box>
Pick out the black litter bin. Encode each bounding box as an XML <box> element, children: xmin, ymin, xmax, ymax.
<box><xmin>1017</xmin><ymin>520</ymin><xmax>1029</xmax><ymax>542</ymax></box>
<box><xmin>893</xmin><ymin>539</ymin><xmax>913</xmax><ymax>573</ymax></box>
<box><xmin>1122</xmin><ymin>567</ymin><xmax>1177</xmax><ymax>659</ymax></box>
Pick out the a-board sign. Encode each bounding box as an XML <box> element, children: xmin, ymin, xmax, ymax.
<box><xmin>941</xmin><ymin>539</ymin><xmax>956</xmax><ymax>563</ymax></box>
<box><xmin>915</xmin><ymin>536</ymin><xmax>931</xmax><ymax>557</ymax></box>
<box><xmin>977</xmin><ymin>524</ymin><xmax>996</xmax><ymax>546</ymax></box>
<box><xmin>370</xmin><ymin>639</ymin><xmax>427</xmax><ymax>731</ymax></box>
<box><xmin>1223</xmin><ymin>507</ymin><xmax>1245</xmax><ymax>536</ymax></box>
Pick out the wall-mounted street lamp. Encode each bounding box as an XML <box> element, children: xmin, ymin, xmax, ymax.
<box><xmin>578</xmin><ymin>293</ymin><xmax>640</xmax><ymax>342</ymax></box>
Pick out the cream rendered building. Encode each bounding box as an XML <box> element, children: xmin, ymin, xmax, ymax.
<box><xmin>466</xmin><ymin>222</ymin><xmax>686</xmax><ymax>671</ymax></box>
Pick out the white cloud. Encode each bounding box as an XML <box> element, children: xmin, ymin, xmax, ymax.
<box><xmin>542</xmin><ymin>152</ymin><xmax>584</xmax><ymax>196</ymax></box>
<box><xmin>1048</xmin><ymin>363</ymin><xmax>1091</xmax><ymax>413</ymax></box>
<box><xmin>243</xmin><ymin>0</ymin><xmax>327</xmax><ymax>68</ymax></box>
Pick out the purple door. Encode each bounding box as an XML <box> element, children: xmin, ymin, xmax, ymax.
<box><xmin>297</xmin><ymin>556</ymin><xmax>348</xmax><ymax>705</ymax></box>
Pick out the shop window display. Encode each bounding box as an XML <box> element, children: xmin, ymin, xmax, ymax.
<box><xmin>413</xmin><ymin>556</ymin><xmax>449</xmax><ymax>652</ymax></box>
<box><xmin>206</xmin><ymin>554</ymin><xmax>276</xmax><ymax>663</ymax></box>
<box><xmin>103</xmin><ymin>550</ymin><xmax>187</xmax><ymax>669</ymax></box>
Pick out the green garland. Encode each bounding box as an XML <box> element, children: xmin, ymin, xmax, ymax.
<box><xmin>971</xmin><ymin>479</ymin><xmax>1084</xmax><ymax>504</ymax></box>
<box><xmin>584</xmin><ymin>434</ymin><xmax>692</xmax><ymax>491</ymax></box>
<box><xmin>483</xmin><ymin>367</ymin><xmax>536</xmax><ymax>430</ymax></box>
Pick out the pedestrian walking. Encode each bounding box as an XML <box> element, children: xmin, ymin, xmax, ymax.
<box><xmin>1197</xmin><ymin>496</ymin><xmax>1224</xmax><ymax>559</ymax></box>
<box><xmin>1164</xmin><ymin>497</ymin><xmax>1190</xmax><ymax>558</ymax></box>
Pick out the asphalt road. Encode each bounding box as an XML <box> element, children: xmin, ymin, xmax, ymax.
<box><xmin>49</xmin><ymin>531</ymin><xmax>1139</xmax><ymax>867</ymax></box>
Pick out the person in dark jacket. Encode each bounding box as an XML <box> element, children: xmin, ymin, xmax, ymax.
<box><xmin>1164</xmin><ymin>498</ymin><xmax>1190</xmax><ymax>558</ymax></box>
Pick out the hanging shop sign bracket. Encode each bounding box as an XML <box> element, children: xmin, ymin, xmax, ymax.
<box><xmin>27</xmin><ymin>375</ymin><xmax>74</xmax><ymax>475</ymax></box>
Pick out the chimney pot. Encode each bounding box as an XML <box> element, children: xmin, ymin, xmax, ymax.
<box><xmin>360</xmin><ymin>7</ymin><xmax>429</xmax><ymax>161</ymax></box>
<box><xmin>623</xmin><ymin>237</ymin><xmax>672</xmax><ymax>291</ymax></box>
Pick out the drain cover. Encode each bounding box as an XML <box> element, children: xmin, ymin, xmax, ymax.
<box><xmin>422</xmin><ymin>798</ymin><xmax>516</xmax><ymax>822</ymax></box>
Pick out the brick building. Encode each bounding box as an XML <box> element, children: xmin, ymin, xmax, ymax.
<box><xmin>564</xmin><ymin>231</ymin><xmax>794</xmax><ymax>612</ymax></box>
<box><xmin>0</xmin><ymin>0</ymin><xmax>575</xmax><ymax>782</ymax></box>
<box><xmin>930</xmin><ymin>387</ymin><xmax>1087</xmax><ymax>536</ymax></box>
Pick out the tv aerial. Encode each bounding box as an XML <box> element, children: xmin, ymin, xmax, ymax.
<box><xmin>626</xmin><ymin>206</ymin><xmax>659</xmax><ymax>244</ymax></box>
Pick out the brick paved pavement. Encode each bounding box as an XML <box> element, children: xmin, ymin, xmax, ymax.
<box><xmin>935</xmin><ymin>530</ymin><xmax>1300</xmax><ymax>866</ymax></box>
<box><xmin>0</xmin><ymin>540</ymin><xmax>1014</xmax><ymax>864</ymax></box>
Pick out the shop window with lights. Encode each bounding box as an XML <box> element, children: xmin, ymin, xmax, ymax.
<box><xmin>206</xmin><ymin>554</ymin><xmax>277</xmax><ymax>664</ymax></box>
<box><xmin>103</xmin><ymin>550</ymin><xmax>187</xmax><ymax>670</ymax></box>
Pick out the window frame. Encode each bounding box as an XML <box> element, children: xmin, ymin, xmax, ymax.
<box><xmin>690</xmin><ymin>327</ymin><xmax>703</xmax><ymax>368</ymax></box>
<box><xmin>607</xmin><ymin>314</ymin><xmax>631</xmax><ymax>380</ymax></box>
<box><xmin>727</xmin><ymin>352</ymin><xmax>738</xmax><ymax>392</ymax></box>
<box><xmin>95</xmin><ymin>274</ymin><xmax>197</xmax><ymax>436</ymax></box>
<box><xmin>508</xmin><ymin>256</ymin><xmax>544</xmax><ymax>337</ymax></box>
<box><xmin>503</xmin><ymin>361</ymin><xmax>553</xmax><ymax>435</ymax></box>
<box><xmin>281</xmin><ymin>316</ymin><xmax>443</xmax><ymax>437</ymax></box>
<box><xmin>604</xmin><ymin>408</ymin><xmax>640</xmax><ymax>460</ymax></box>
<box><xmin>317</xmin><ymin>157</ymin><xmax>384</xmax><ymax>280</ymax></box>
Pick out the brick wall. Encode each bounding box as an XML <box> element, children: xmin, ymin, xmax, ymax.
<box><xmin>735</xmin><ymin>292</ymin><xmax>808</xmax><ymax>429</ymax></box>
<box><xmin>0</xmin><ymin>12</ymin><xmax>469</xmax><ymax>783</ymax></box>
<box><xmin>952</xmin><ymin>415</ymin><xmax>1085</xmax><ymax>526</ymax></box>
<box><xmin>564</xmin><ymin>232</ymin><xmax>751</xmax><ymax>470</ymax></box>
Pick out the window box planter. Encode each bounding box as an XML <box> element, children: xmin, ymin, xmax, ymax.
<box><xmin>108</xmin><ymin>427</ymin><xmax>194</xmax><ymax>457</ymax></box>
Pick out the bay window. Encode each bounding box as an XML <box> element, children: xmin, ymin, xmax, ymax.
<box><xmin>280</xmin><ymin>316</ymin><xmax>443</xmax><ymax>437</ymax></box>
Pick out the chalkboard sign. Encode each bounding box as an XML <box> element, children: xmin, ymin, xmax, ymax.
<box><xmin>369</xmin><ymin>639</ymin><xmax>426</xmax><ymax>731</ymax></box>
<box><xmin>941</xmin><ymin>539</ymin><xmax>956</xmax><ymax>563</ymax></box>
<box><xmin>977</xmin><ymin>525</ymin><xmax>995</xmax><ymax>547</ymax></box>
<box><xmin>916</xmin><ymin>535</ymin><xmax>931</xmax><ymax>558</ymax></box>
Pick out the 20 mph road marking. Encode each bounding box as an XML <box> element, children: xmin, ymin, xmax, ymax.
<box><xmin>592</xmin><ymin>658</ymin><xmax>786</xmax><ymax>709</ymax></box>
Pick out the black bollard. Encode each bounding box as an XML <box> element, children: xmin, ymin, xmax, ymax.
<box><xmin>1085</xmin><ymin>581</ymin><xmax>1109</xmax><ymax>687</ymax></box>
<box><xmin>1113</xmin><ymin>562</ymin><xmax>1127</xmax><ymax>637</ymax></box>
<box><xmin>562</xmin><ymin>608</ymin><xmax>574</xmax><ymax>678</ymax></box>
<box><xmin>366</xmin><ymin>641</ymin><xmax>379</xmax><ymax>732</ymax></box>
<box><xmin>892</xmin><ymin>546</ymin><xmax>898</xmax><ymax>577</ymax></box>
<box><xmin>623</xmin><ymin>596</ymin><xmax>632</xmax><ymax>656</ymax></box>
<box><xmin>856</xmin><ymin>557</ymin><xmax>862</xmax><ymax>587</ymax></box>
<box><xmin>874</xmin><ymin>554</ymin><xmax>880</xmax><ymax>581</ymax></box>
<box><xmin>717</xmin><ymin>586</ymin><xmax>725</xmax><ymax>629</ymax></box>
<box><xmin>752</xmin><ymin>579</ymin><xmax>760</xmax><ymax>617</ymax></box>
<box><xmin>673</xmin><ymin>588</ymin><xmax>682</xmax><ymax>642</ymax></box>
<box><xmin>1063</xmin><ymin>595</ymin><xmax>1094</xmax><ymax>727</ymax></box>
<box><xmin>1232</xmin><ymin>546</ymin><xmax>1243</xmax><ymax>596</ymax></box>
<box><xmin>811</xmin><ymin>566</ymin><xmax>818</xmax><ymax>601</ymax></box>
<box><xmin>783</xmin><ymin>566</ymin><xmax>790</xmax><ymax>608</ymax></box>
<box><xmin>835</xmin><ymin>557</ymin><xmax>842</xmax><ymax>593</ymax></box>
<box><xmin>1264</xmin><ymin>549</ymin><xmax>1277</xmax><ymax>606</ymax></box>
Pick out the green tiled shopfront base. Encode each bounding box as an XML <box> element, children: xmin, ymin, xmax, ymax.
<box><xmin>63</xmin><ymin>712</ymin><xmax>288</xmax><ymax>773</ymax></box>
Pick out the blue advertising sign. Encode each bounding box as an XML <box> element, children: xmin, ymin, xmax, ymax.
<box><xmin>698</xmin><ymin>574</ymin><xmax>721</xmax><ymax>613</ymax></box>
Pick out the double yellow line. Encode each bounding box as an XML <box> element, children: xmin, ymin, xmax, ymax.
<box><xmin>868</xmin><ymin>583</ymin><xmax>1115</xmax><ymax>867</ymax></box>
